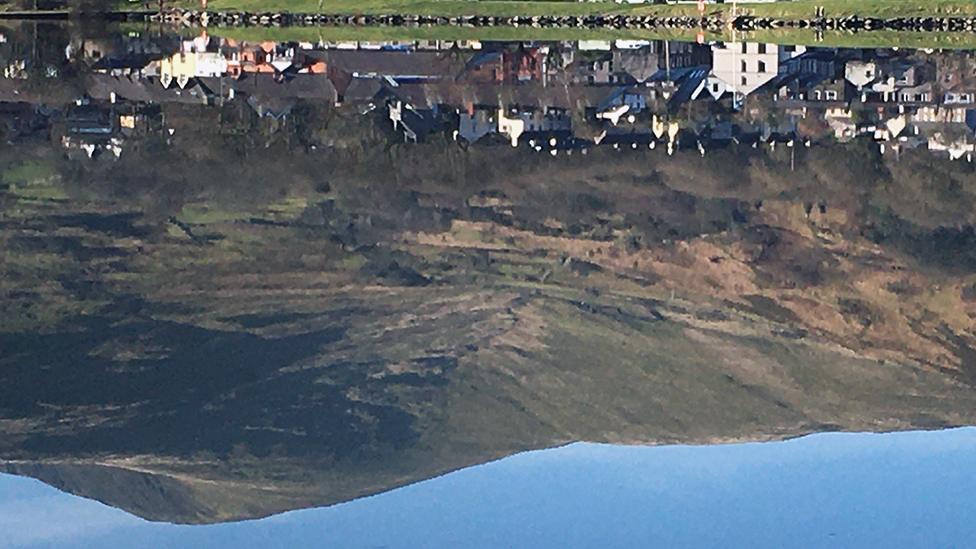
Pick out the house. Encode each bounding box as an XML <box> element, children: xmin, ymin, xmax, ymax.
<box><xmin>415</xmin><ymin>40</ymin><xmax>482</xmax><ymax>51</ymax></box>
<box><xmin>615</xmin><ymin>40</ymin><xmax>652</xmax><ymax>50</ymax></box>
<box><xmin>90</xmin><ymin>53</ymin><xmax>161</xmax><ymax>77</ymax></box>
<box><xmin>945</xmin><ymin>90</ymin><xmax>976</xmax><ymax>106</ymax></box>
<box><xmin>65</xmin><ymin>105</ymin><xmax>116</xmax><ymax>136</ymax></box>
<box><xmin>794</xmin><ymin>51</ymin><xmax>836</xmax><ymax>78</ymax></box>
<box><xmin>928</xmin><ymin>132</ymin><xmax>976</xmax><ymax>160</ymax></box>
<box><xmin>457</xmin><ymin>106</ymin><xmax>496</xmax><ymax>144</ymax></box>
<box><xmin>807</xmin><ymin>79</ymin><xmax>847</xmax><ymax>103</ymax></box>
<box><xmin>497</xmin><ymin>107</ymin><xmax>572</xmax><ymax>147</ymax></box>
<box><xmin>612</xmin><ymin>46</ymin><xmax>660</xmax><ymax>85</ymax></box>
<box><xmin>463</xmin><ymin>51</ymin><xmax>504</xmax><ymax>83</ymax></box>
<box><xmin>765</xmin><ymin>49</ymin><xmax>838</xmax><ymax>100</ymax></box>
<box><xmin>389</xmin><ymin>100</ymin><xmax>442</xmax><ymax>143</ymax></box>
<box><xmin>659</xmin><ymin>41</ymin><xmax>712</xmax><ymax>71</ymax></box>
<box><xmin>157</xmin><ymin>34</ymin><xmax>229</xmax><ymax>88</ymax></box>
<box><xmin>590</xmin><ymin>86</ymin><xmax>649</xmax><ymax>125</ymax></box>
<box><xmin>824</xmin><ymin>107</ymin><xmax>858</xmax><ymax>141</ymax></box>
<box><xmin>459</xmin><ymin>46</ymin><xmax>545</xmax><ymax>84</ymax></box>
<box><xmin>159</xmin><ymin>51</ymin><xmax>227</xmax><ymax>89</ymax></box>
<box><xmin>573</xmin><ymin>53</ymin><xmax>614</xmax><ymax>85</ymax></box>
<box><xmin>577</xmin><ymin>41</ymin><xmax>612</xmax><ymax>52</ymax></box>
<box><xmin>843</xmin><ymin>58</ymin><xmax>934</xmax><ymax>104</ymax></box>
<box><xmin>709</xmin><ymin>42</ymin><xmax>784</xmax><ymax>103</ymax></box>
<box><xmin>60</xmin><ymin>104</ymin><xmax>124</xmax><ymax>160</ymax></box>
<box><xmin>889</xmin><ymin>62</ymin><xmax>920</xmax><ymax>87</ymax></box>
<box><xmin>845</xmin><ymin>60</ymin><xmax>877</xmax><ymax>88</ymax></box>
<box><xmin>935</xmin><ymin>53</ymin><xmax>976</xmax><ymax>107</ymax></box>
<box><xmin>897</xmin><ymin>82</ymin><xmax>934</xmax><ymax>104</ymax></box>
<box><xmin>87</xmin><ymin>73</ymin><xmax>218</xmax><ymax>105</ymax></box>
<box><xmin>912</xmin><ymin>106</ymin><xmax>968</xmax><ymax>124</ymax></box>
<box><xmin>663</xmin><ymin>65</ymin><xmax>710</xmax><ymax>106</ymax></box>
<box><xmin>504</xmin><ymin>47</ymin><xmax>546</xmax><ymax>83</ymax></box>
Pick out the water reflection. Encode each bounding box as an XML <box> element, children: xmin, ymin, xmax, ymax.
<box><xmin>4</xmin><ymin>429</ymin><xmax>976</xmax><ymax>548</ymax></box>
<box><xmin>1</xmin><ymin>21</ymin><xmax>976</xmax><ymax>529</ymax></box>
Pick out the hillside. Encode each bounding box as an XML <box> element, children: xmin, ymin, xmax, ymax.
<box><xmin>1</xmin><ymin>106</ymin><xmax>976</xmax><ymax>522</ymax></box>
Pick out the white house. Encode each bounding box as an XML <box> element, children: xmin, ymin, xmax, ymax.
<box><xmin>497</xmin><ymin>108</ymin><xmax>571</xmax><ymax>147</ymax></box>
<box><xmin>577</xmin><ymin>40</ymin><xmax>612</xmax><ymax>52</ymax></box>
<box><xmin>845</xmin><ymin>60</ymin><xmax>877</xmax><ymax>89</ymax></box>
<box><xmin>709</xmin><ymin>42</ymin><xmax>797</xmax><ymax>101</ymax></box>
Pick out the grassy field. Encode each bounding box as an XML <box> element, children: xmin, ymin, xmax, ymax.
<box><xmin>167</xmin><ymin>0</ymin><xmax>976</xmax><ymax>18</ymax></box>
<box><xmin>148</xmin><ymin>21</ymin><xmax>976</xmax><ymax>50</ymax></box>
<box><xmin>156</xmin><ymin>22</ymin><xmax>710</xmax><ymax>42</ymax></box>
<box><xmin>743</xmin><ymin>28</ymin><xmax>976</xmax><ymax>50</ymax></box>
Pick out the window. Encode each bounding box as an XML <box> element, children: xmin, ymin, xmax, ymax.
<box><xmin>741</xmin><ymin>76</ymin><xmax>748</xmax><ymax>86</ymax></box>
<box><xmin>741</xmin><ymin>60</ymin><xmax>748</xmax><ymax>73</ymax></box>
<box><xmin>741</xmin><ymin>43</ymin><xmax>748</xmax><ymax>53</ymax></box>
<box><xmin>758</xmin><ymin>61</ymin><xmax>767</xmax><ymax>73</ymax></box>
<box><xmin>826</xmin><ymin>90</ymin><xmax>838</xmax><ymax>100</ymax></box>
<box><xmin>758</xmin><ymin>43</ymin><xmax>767</xmax><ymax>54</ymax></box>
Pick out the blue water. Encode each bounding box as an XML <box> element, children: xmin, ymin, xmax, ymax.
<box><xmin>3</xmin><ymin>428</ymin><xmax>975</xmax><ymax>548</ymax></box>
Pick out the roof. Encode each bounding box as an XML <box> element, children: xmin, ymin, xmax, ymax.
<box><xmin>668</xmin><ymin>65</ymin><xmax>710</xmax><ymax>106</ymax></box>
<box><xmin>86</xmin><ymin>74</ymin><xmax>213</xmax><ymax>104</ymax></box>
<box><xmin>323</xmin><ymin>50</ymin><xmax>465</xmax><ymax>79</ymax></box>
<box><xmin>399</xmin><ymin>107</ymin><xmax>441</xmax><ymax>141</ymax></box>
<box><xmin>230</xmin><ymin>73</ymin><xmax>337</xmax><ymax>103</ymax></box>
<box><xmin>464</xmin><ymin>51</ymin><xmax>503</xmax><ymax>72</ymax></box>
<box><xmin>342</xmin><ymin>78</ymin><xmax>384</xmax><ymax>102</ymax></box>
<box><xmin>612</xmin><ymin>48</ymin><xmax>661</xmax><ymax>84</ymax></box>
<box><xmin>246</xmin><ymin>94</ymin><xmax>294</xmax><ymax>119</ymax></box>
<box><xmin>91</xmin><ymin>53</ymin><xmax>161</xmax><ymax>72</ymax></box>
<box><xmin>369</xmin><ymin>80</ymin><xmax>609</xmax><ymax>111</ymax></box>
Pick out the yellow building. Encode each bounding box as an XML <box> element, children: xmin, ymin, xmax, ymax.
<box><xmin>159</xmin><ymin>52</ymin><xmax>227</xmax><ymax>89</ymax></box>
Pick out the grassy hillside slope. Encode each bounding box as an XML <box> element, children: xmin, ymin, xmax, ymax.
<box><xmin>1</xmin><ymin>105</ymin><xmax>975</xmax><ymax>523</ymax></box>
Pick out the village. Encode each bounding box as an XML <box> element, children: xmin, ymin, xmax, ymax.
<box><xmin>4</xmin><ymin>28</ymin><xmax>976</xmax><ymax>161</ymax></box>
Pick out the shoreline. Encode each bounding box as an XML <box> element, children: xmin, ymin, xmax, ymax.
<box><xmin>5</xmin><ymin>6</ymin><xmax>976</xmax><ymax>38</ymax></box>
